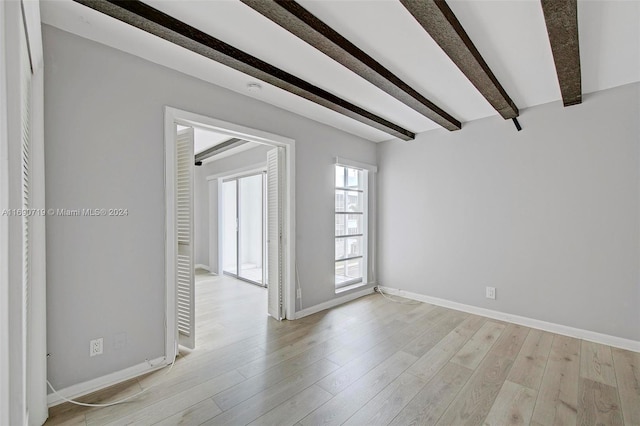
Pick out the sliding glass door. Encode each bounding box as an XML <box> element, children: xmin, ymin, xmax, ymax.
<box><xmin>238</xmin><ymin>174</ymin><xmax>265</xmax><ymax>283</ymax></box>
<box><xmin>222</xmin><ymin>173</ymin><xmax>266</xmax><ymax>286</ymax></box>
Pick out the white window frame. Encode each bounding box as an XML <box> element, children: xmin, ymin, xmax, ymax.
<box><xmin>334</xmin><ymin>157</ymin><xmax>377</xmax><ymax>291</ymax></box>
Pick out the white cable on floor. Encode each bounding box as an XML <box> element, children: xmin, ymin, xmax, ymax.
<box><xmin>46</xmin><ymin>355</ymin><xmax>177</xmax><ymax>408</ymax></box>
<box><xmin>375</xmin><ymin>286</ymin><xmax>421</xmax><ymax>305</ymax></box>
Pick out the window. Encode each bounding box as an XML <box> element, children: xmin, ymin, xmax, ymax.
<box><xmin>335</xmin><ymin>164</ymin><xmax>368</xmax><ymax>289</ymax></box>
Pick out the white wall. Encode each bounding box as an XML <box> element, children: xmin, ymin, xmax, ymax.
<box><xmin>378</xmin><ymin>83</ymin><xmax>640</xmax><ymax>342</ymax></box>
<box><xmin>194</xmin><ymin>144</ymin><xmax>271</xmax><ymax>270</ymax></box>
<box><xmin>44</xmin><ymin>26</ymin><xmax>377</xmax><ymax>391</ymax></box>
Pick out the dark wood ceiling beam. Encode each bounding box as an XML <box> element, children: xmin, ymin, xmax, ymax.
<box><xmin>73</xmin><ymin>0</ymin><xmax>415</xmax><ymax>141</ymax></box>
<box><xmin>541</xmin><ymin>0</ymin><xmax>581</xmax><ymax>107</ymax></box>
<box><xmin>195</xmin><ymin>138</ymin><xmax>248</xmax><ymax>164</ymax></box>
<box><xmin>400</xmin><ymin>0</ymin><xmax>519</xmax><ymax>119</ymax></box>
<box><xmin>241</xmin><ymin>0</ymin><xmax>461</xmax><ymax>131</ymax></box>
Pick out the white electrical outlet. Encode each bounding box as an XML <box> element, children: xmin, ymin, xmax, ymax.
<box><xmin>90</xmin><ymin>338</ymin><xmax>103</xmax><ymax>357</ymax></box>
<box><xmin>486</xmin><ymin>287</ymin><xmax>496</xmax><ymax>300</ymax></box>
<box><xmin>296</xmin><ymin>288</ymin><xmax>302</xmax><ymax>299</ymax></box>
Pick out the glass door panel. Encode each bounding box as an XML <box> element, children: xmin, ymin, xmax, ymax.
<box><xmin>238</xmin><ymin>174</ymin><xmax>264</xmax><ymax>285</ymax></box>
<box><xmin>222</xmin><ymin>180</ymin><xmax>237</xmax><ymax>275</ymax></box>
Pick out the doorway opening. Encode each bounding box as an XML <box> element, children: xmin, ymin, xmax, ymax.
<box><xmin>164</xmin><ymin>108</ymin><xmax>295</xmax><ymax>360</ymax></box>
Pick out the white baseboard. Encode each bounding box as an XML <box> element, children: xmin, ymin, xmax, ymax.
<box><xmin>47</xmin><ymin>356</ymin><xmax>168</xmax><ymax>407</ymax></box>
<box><xmin>195</xmin><ymin>264</ymin><xmax>210</xmax><ymax>271</ymax></box>
<box><xmin>294</xmin><ymin>285</ymin><xmax>375</xmax><ymax>319</ymax></box>
<box><xmin>378</xmin><ymin>286</ymin><xmax>640</xmax><ymax>353</ymax></box>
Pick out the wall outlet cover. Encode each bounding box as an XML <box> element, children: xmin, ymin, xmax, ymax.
<box><xmin>486</xmin><ymin>287</ymin><xmax>496</xmax><ymax>300</ymax></box>
<box><xmin>90</xmin><ymin>337</ymin><xmax>104</xmax><ymax>357</ymax></box>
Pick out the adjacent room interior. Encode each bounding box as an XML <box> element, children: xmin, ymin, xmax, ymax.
<box><xmin>1</xmin><ymin>0</ymin><xmax>639</xmax><ymax>425</ymax></box>
<box><xmin>191</xmin><ymin>125</ymin><xmax>272</xmax><ymax>351</ymax></box>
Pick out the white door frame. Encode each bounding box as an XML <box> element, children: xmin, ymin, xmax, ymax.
<box><xmin>164</xmin><ymin>107</ymin><xmax>296</xmax><ymax>360</ymax></box>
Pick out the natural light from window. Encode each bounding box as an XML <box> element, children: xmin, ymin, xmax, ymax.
<box><xmin>335</xmin><ymin>164</ymin><xmax>367</xmax><ymax>289</ymax></box>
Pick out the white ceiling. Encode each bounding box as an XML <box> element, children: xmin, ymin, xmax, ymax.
<box><xmin>177</xmin><ymin>125</ymin><xmax>259</xmax><ymax>161</ymax></box>
<box><xmin>193</xmin><ymin>127</ymin><xmax>231</xmax><ymax>155</ymax></box>
<box><xmin>195</xmin><ymin>127</ymin><xmax>260</xmax><ymax>163</ymax></box>
<box><xmin>40</xmin><ymin>0</ymin><xmax>640</xmax><ymax>143</ymax></box>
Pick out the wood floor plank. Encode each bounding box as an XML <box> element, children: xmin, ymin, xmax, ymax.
<box><xmin>259</xmin><ymin>317</ymin><xmax>349</xmax><ymax>355</ymax></box>
<box><xmin>482</xmin><ymin>380</ymin><xmax>537</xmax><ymax>426</ymax></box>
<box><xmin>402</xmin><ymin>310</ymin><xmax>467</xmax><ymax>358</ymax></box>
<box><xmin>507</xmin><ymin>329</ymin><xmax>554</xmax><ymax>390</ymax></box>
<box><xmin>43</xmin><ymin>412</ymin><xmax>86</xmax><ymax>426</ymax></box>
<box><xmin>49</xmin><ymin>377</ymin><xmax>142</xmax><ymax>425</ymax></box>
<box><xmin>577</xmin><ymin>378</ymin><xmax>623</xmax><ymax>426</ymax></box>
<box><xmin>324</xmin><ymin>305</ymin><xmax>431</xmax><ymax>367</ymax></box>
<box><xmin>395</xmin><ymin>305</ymin><xmax>450</xmax><ymax>339</ymax></box>
<box><xmin>408</xmin><ymin>314</ymin><xmax>486</xmax><ymax>382</ymax></box>
<box><xmin>247</xmin><ymin>385</ymin><xmax>332</xmax><ymax>426</ymax></box>
<box><xmin>389</xmin><ymin>362</ymin><xmax>473</xmax><ymax>426</ymax></box>
<box><xmin>437</xmin><ymin>354</ymin><xmax>514</xmax><ymax>426</ymax></box>
<box><xmin>325</xmin><ymin>303</ymin><xmax>437</xmax><ymax>366</ymax></box>
<box><xmin>137</xmin><ymin>339</ymin><xmax>265</xmax><ymax>390</ymax></box>
<box><xmin>236</xmin><ymin>332</ymin><xmax>341</xmax><ymax>378</ymax></box>
<box><xmin>324</xmin><ymin>324</ymin><xmax>398</xmax><ymax>367</ymax></box>
<box><xmin>450</xmin><ymin>321</ymin><xmax>506</xmax><ymax>370</ymax></box>
<box><xmin>388</xmin><ymin>301</ymin><xmax>439</xmax><ymax>325</ymax></box>
<box><xmin>342</xmin><ymin>372</ymin><xmax>426</xmax><ymax>426</ymax></box>
<box><xmin>298</xmin><ymin>351</ymin><xmax>418</xmax><ymax>426</ymax></box>
<box><xmin>236</xmin><ymin>306</ymin><xmax>389</xmax><ymax>379</ymax></box>
<box><xmin>317</xmin><ymin>332</ymin><xmax>409</xmax><ymax>396</ymax></box>
<box><xmin>46</xmin><ymin>400</ymin><xmax>89</xmax><ymax>426</ymax></box>
<box><xmin>530</xmin><ymin>335</ymin><xmax>581</xmax><ymax>426</ymax></box>
<box><xmin>83</xmin><ymin>351</ymin><xmax>253</xmax><ymax>424</ymax></box>
<box><xmin>213</xmin><ymin>344</ymin><xmax>337</xmax><ymax>411</ymax></box>
<box><xmin>202</xmin><ymin>359</ymin><xmax>339</xmax><ymax>425</ymax></box>
<box><xmin>329</xmin><ymin>293</ymin><xmax>388</xmax><ymax>318</ymax></box>
<box><xmin>102</xmin><ymin>371</ymin><xmax>241</xmax><ymax>426</ymax></box>
<box><xmin>580</xmin><ymin>340</ymin><xmax>617</xmax><ymax>387</ymax></box>
<box><xmin>491</xmin><ymin>324</ymin><xmax>530</xmax><ymax>360</ymax></box>
<box><xmin>153</xmin><ymin>398</ymin><xmax>221</xmax><ymax>426</ymax></box>
<box><xmin>611</xmin><ymin>347</ymin><xmax>640</xmax><ymax>425</ymax></box>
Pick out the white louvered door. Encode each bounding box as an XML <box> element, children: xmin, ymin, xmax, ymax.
<box><xmin>19</xmin><ymin>13</ymin><xmax>32</xmax><ymax>424</ymax></box>
<box><xmin>176</xmin><ymin>128</ymin><xmax>195</xmax><ymax>349</ymax></box>
<box><xmin>266</xmin><ymin>147</ymin><xmax>284</xmax><ymax>320</ymax></box>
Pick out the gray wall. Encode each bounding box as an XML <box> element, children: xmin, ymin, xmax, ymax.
<box><xmin>194</xmin><ymin>144</ymin><xmax>271</xmax><ymax>270</ymax></box>
<box><xmin>44</xmin><ymin>26</ymin><xmax>377</xmax><ymax>390</ymax></box>
<box><xmin>378</xmin><ymin>83</ymin><xmax>640</xmax><ymax>341</ymax></box>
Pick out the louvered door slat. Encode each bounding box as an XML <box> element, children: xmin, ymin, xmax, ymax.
<box><xmin>266</xmin><ymin>148</ymin><xmax>283</xmax><ymax>320</ymax></box>
<box><xmin>176</xmin><ymin>128</ymin><xmax>195</xmax><ymax>348</ymax></box>
<box><xmin>21</xmin><ymin>31</ymin><xmax>32</xmax><ymax>363</ymax></box>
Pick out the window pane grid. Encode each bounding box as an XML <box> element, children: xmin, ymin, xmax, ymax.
<box><xmin>335</xmin><ymin>164</ymin><xmax>366</xmax><ymax>288</ymax></box>
<box><xmin>335</xmin><ymin>189</ymin><xmax>363</xmax><ymax>213</ymax></box>
<box><xmin>335</xmin><ymin>256</ymin><xmax>363</xmax><ymax>262</ymax></box>
<box><xmin>335</xmin><ymin>187</ymin><xmax>364</xmax><ymax>193</ymax></box>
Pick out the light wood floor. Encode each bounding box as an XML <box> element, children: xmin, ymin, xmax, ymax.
<box><xmin>46</xmin><ymin>272</ymin><xmax>640</xmax><ymax>425</ymax></box>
